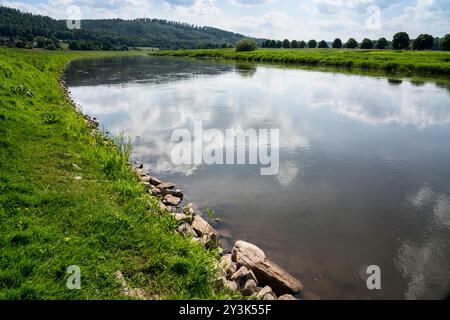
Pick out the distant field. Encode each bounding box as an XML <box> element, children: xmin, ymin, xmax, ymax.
<box><xmin>152</xmin><ymin>48</ymin><xmax>450</xmax><ymax>76</ymax></box>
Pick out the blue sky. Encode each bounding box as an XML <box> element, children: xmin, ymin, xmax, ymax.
<box><xmin>2</xmin><ymin>0</ymin><xmax>449</xmax><ymax>40</ymax></box>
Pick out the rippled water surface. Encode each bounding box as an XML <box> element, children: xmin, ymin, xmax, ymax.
<box><xmin>65</xmin><ymin>56</ymin><xmax>450</xmax><ymax>300</ymax></box>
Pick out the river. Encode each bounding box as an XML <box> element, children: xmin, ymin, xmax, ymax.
<box><xmin>65</xmin><ymin>55</ymin><xmax>450</xmax><ymax>300</ymax></box>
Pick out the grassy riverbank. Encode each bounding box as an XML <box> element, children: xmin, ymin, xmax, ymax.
<box><xmin>152</xmin><ymin>48</ymin><xmax>450</xmax><ymax>76</ymax></box>
<box><xmin>0</xmin><ymin>48</ymin><xmax>227</xmax><ymax>300</ymax></box>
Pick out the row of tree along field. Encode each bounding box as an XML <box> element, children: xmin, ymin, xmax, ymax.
<box><xmin>261</xmin><ymin>33</ymin><xmax>450</xmax><ymax>51</ymax></box>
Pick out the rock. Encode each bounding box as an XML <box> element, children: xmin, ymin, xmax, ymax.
<box><xmin>166</xmin><ymin>189</ymin><xmax>184</xmax><ymax>198</ymax></box>
<box><xmin>242</xmin><ymin>279</ymin><xmax>258</xmax><ymax>296</ymax></box>
<box><xmin>301</xmin><ymin>292</ymin><xmax>321</xmax><ymax>300</ymax></box>
<box><xmin>135</xmin><ymin>163</ymin><xmax>144</xmax><ymax>169</ymax></box>
<box><xmin>226</xmin><ymin>280</ymin><xmax>239</xmax><ymax>291</ymax></box>
<box><xmin>218</xmin><ymin>254</ymin><xmax>237</xmax><ymax>278</ymax></box>
<box><xmin>139</xmin><ymin>175</ymin><xmax>151</xmax><ymax>183</ymax></box>
<box><xmin>176</xmin><ymin>223</ymin><xmax>197</xmax><ymax>237</ymax></box>
<box><xmin>74</xmin><ymin>176</ymin><xmax>82</xmax><ymax>180</ymax></box>
<box><xmin>201</xmin><ymin>232</ymin><xmax>219</xmax><ymax>249</ymax></box>
<box><xmin>171</xmin><ymin>213</ymin><xmax>193</xmax><ymax>224</ymax></box>
<box><xmin>157</xmin><ymin>182</ymin><xmax>175</xmax><ymax>190</ymax></box>
<box><xmin>149</xmin><ymin>177</ymin><xmax>162</xmax><ymax>186</ymax></box>
<box><xmin>163</xmin><ymin>194</ymin><xmax>181</xmax><ymax>206</ymax></box>
<box><xmin>184</xmin><ymin>204</ymin><xmax>196</xmax><ymax>216</ymax></box>
<box><xmin>150</xmin><ymin>185</ymin><xmax>162</xmax><ymax>196</ymax></box>
<box><xmin>134</xmin><ymin>168</ymin><xmax>145</xmax><ymax>177</ymax></box>
<box><xmin>231</xmin><ymin>241</ymin><xmax>303</xmax><ymax>296</ymax></box>
<box><xmin>214</xmin><ymin>277</ymin><xmax>227</xmax><ymax>290</ymax></box>
<box><xmin>278</xmin><ymin>294</ymin><xmax>298</xmax><ymax>301</ymax></box>
<box><xmin>159</xmin><ymin>202</ymin><xmax>169</xmax><ymax>212</ymax></box>
<box><xmin>191</xmin><ymin>215</ymin><xmax>218</xmax><ymax>237</ymax></box>
<box><xmin>231</xmin><ymin>266</ymin><xmax>258</xmax><ymax>288</ymax></box>
<box><xmin>257</xmin><ymin>286</ymin><xmax>276</xmax><ymax>300</ymax></box>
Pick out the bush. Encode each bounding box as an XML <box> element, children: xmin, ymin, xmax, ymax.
<box><xmin>392</xmin><ymin>32</ymin><xmax>410</xmax><ymax>50</ymax></box>
<box><xmin>235</xmin><ymin>39</ymin><xmax>258</xmax><ymax>52</ymax></box>
<box><xmin>440</xmin><ymin>34</ymin><xmax>450</xmax><ymax>51</ymax></box>
<box><xmin>375</xmin><ymin>37</ymin><xmax>388</xmax><ymax>49</ymax></box>
<box><xmin>332</xmin><ymin>38</ymin><xmax>342</xmax><ymax>49</ymax></box>
<box><xmin>318</xmin><ymin>40</ymin><xmax>329</xmax><ymax>48</ymax></box>
<box><xmin>308</xmin><ymin>40</ymin><xmax>317</xmax><ymax>48</ymax></box>
<box><xmin>282</xmin><ymin>39</ymin><xmax>290</xmax><ymax>48</ymax></box>
<box><xmin>360</xmin><ymin>38</ymin><xmax>373</xmax><ymax>49</ymax></box>
<box><xmin>412</xmin><ymin>34</ymin><xmax>434</xmax><ymax>50</ymax></box>
<box><xmin>346</xmin><ymin>38</ymin><xmax>358</xmax><ymax>49</ymax></box>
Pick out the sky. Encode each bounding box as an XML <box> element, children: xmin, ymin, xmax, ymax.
<box><xmin>1</xmin><ymin>0</ymin><xmax>450</xmax><ymax>40</ymax></box>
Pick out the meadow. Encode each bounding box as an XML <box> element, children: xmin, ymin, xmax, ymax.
<box><xmin>152</xmin><ymin>48</ymin><xmax>450</xmax><ymax>76</ymax></box>
<box><xmin>0</xmin><ymin>48</ymin><xmax>230</xmax><ymax>299</ymax></box>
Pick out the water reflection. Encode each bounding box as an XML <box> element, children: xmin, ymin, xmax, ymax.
<box><xmin>65</xmin><ymin>56</ymin><xmax>450</xmax><ymax>300</ymax></box>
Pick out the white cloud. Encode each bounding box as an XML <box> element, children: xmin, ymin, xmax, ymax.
<box><xmin>2</xmin><ymin>0</ymin><xmax>450</xmax><ymax>40</ymax></box>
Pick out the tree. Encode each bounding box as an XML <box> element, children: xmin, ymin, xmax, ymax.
<box><xmin>276</xmin><ymin>40</ymin><xmax>282</xmax><ymax>48</ymax></box>
<box><xmin>308</xmin><ymin>40</ymin><xmax>317</xmax><ymax>48</ymax></box>
<box><xmin>15</xmin><ymin>40</ymin><xmax>26</xmax><ymax>48</ymax></box>
<box><xmin>318</xmin><ymin>40</ymin><xmax>328</xmax><ymax>48</ymax></box>
<box><xmin>290</xmin><ymin>40</ymin><xmax>299</xmax><ymax>48</ymax></box>
<box><xmin>298</xmin><ymin>40</ymin><xmax>307</xmax><ymax>48</ymax></box>
<box><xmin>441</xmin><ymin>34</ymin><xmax>450</xmax><ymax>51</ymax></box>
<box><xmin>282</xmin><ymin>39</ymin><xmax>290</xmax><ymax>48</ymax></box>
<box><xmin>375</xmin><ymin>37</ymin><xmax>388</xmax><ymax>49</ymax></box>
<box><xmin>392</xmin><ymin>32</ymin><xmax>410</xmax><ymax>50</ymax></box>
<box><xmin>332</xmin><ymin>38</ymin><xmax>342</xmax><ymax>48</ymax></box>
<box><xmin>68</xmin><ymin>40</ymin><xmax>81</xmax><ymax>50</ymax></box>
<box><xmin>360</xmin><ymin>38</ymin><xmax>373</xmax><ymax>49</ymax></box>
<box><xmin>346</xmin><ymin>38</ymin><xmax>358</xmax><ymax>49</ymax></box>
<box><xmin>46</xmin><ymin>43</ymin><xmax>57</xmax><ymax>50</ymax></box>
<box><xmin>412</xmin><ymin>34</ymin><xmax>434</xmax><ymax>50</ymax></box>
<box><xmin>235</xmin><ymin>38</ymin><xmax>258</xmax><ymax>52</ymax></box>
<box><xmin>269</xmin><ymin>40</ymin><xmax>277</xmax><ymax>48</ymax></box>
<box><xmin>35</xmin><ymin>36</ymin><xmax>47</xmax><ymax>48</ymax></box>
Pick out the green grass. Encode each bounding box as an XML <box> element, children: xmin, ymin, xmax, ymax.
<box><xmin>152</xmin><ymin>48</ymin><xmax>450</xmax><ymax>76</ymax></box>
<box><xmin>0</xmin><ymin>48</ymin><xmax>232</xmax><ymax>300</ymax></box>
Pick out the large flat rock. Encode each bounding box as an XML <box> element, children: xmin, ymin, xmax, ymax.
<box><xmin>231</xmin><ymin>241</ymin><xmax>303</xmax><ymax>296</ymax></box>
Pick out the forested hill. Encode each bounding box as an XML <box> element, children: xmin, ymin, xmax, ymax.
<box><xmin>0</xmin><ymin>6</ymin><xmax>257</xmax><ymax>49</ymax></box>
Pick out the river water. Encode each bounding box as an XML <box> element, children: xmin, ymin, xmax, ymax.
<box><xmin>65</xmin><ymin>55</ymin><xmax>450</xmax><ymax>300</ymax></box>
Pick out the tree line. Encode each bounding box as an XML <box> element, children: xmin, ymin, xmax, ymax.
<box><xmin>262</xmin><ymin>32</ymin><xmax>450</xmax><ymax>51</ymax></box>
<box><xmin>0</xmin><ymin>6</ymin><xmax>257</xmax><ymax>51</ymax></box>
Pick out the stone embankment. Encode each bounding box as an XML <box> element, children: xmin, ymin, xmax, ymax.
<box><xmin>134</xmin><ymin>163</ymin><xmax>305</xmax><ymax>300</ymax></box>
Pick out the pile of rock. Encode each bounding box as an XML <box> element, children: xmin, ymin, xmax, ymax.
<box><xmin>133</xmin><ymin>164</ymin><xmax>305</xmax><ymax>300</ymax></box>
<box><xmin>217</xmin><ymin>241</ymin><xmax>302</xmax><ymax>300</ymax></box>
<box><xmin>134</xmin><ymin>163</ymin><xmax>185</xmax><ymax>210</ymax></box>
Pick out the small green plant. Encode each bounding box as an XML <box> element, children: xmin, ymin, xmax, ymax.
<box><xmin>42</xmin><ymin>110</ymin><xmax>60</xmax><ymax>124</ymax></box>
<box><xmin>235</xmin><ymin>39</ymin><xmax>257</xmax><ymax>52</ymax></box>
<box><xmin>10</xmin><ymin>84</ymin><xmax>34</xmax><ymax>97</ymax></box>
<box><xmin>205</xmin><ymin>207</ymin><xmax>216</xmax><ymax>223</ymax></box>
<box><xmin>98</xmin><ymin>133</ymin><xmax>132</xmax><ymax>180</ymax></box>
